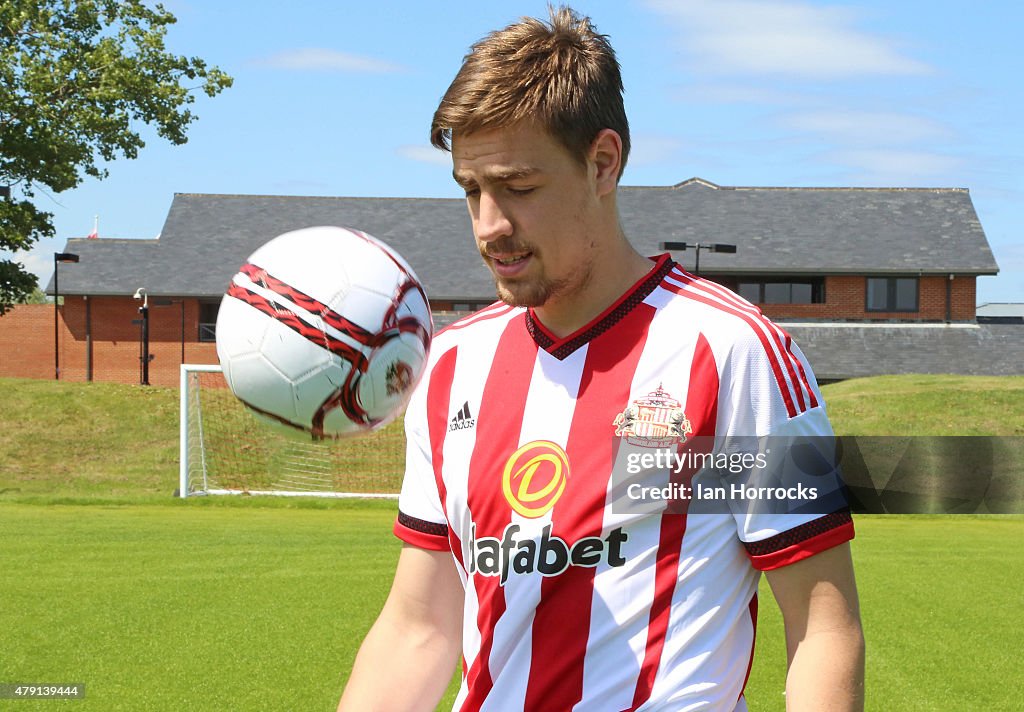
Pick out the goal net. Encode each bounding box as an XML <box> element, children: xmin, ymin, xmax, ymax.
<box><xmin>179</xmin><ymin>364</ymin><xmax>405</xmax><ymax>498</ymax></box>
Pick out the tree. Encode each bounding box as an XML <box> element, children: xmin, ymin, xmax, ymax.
<box><xmin>0</xmin><ymin>0</ymin><xmax>232</xmax><ymax>313</ymax></box>
<box><xmin>21</xmin><ymin>286</ymin><xmax>49</xmax><ymax>304</ymax></box>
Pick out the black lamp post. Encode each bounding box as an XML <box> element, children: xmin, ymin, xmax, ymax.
<box><xmin>660</xmin><ymin>241</ymin><xmax>737</xmax><ymax>275</ymax></box>
<box><xmin>53</xmin><ymin>252</ymin><xmax>80</xmax><ymax>380</ymax></box>
<box><xmin>134</xmin><ymin>288</ymin><xmax>150</xmax><ymax>385</ymax></box>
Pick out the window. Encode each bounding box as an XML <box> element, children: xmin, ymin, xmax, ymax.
<box><xmin>866</xmin><ymin>277</ymin><xmax>918</xmax><ymax>312</ymax></box>
<box><xmin>738</xmin><ymin>282</ymin><xmax>760</xmax><ymax>303</ymax></box>
<box><xmin>735</xmin><ymin>278</ymin><xmax>825</xmax><ymax>304</ymax></box>
<box><xmin>199</xmin><ymin>301</ymin><xmax>219</xmax><ymax>342</ymax></box>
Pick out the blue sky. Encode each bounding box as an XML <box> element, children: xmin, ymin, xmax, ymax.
<box><xmin>14</xmin><ymin>0</ymin><xmax>1023</xmax><ymax>304</ymax></box>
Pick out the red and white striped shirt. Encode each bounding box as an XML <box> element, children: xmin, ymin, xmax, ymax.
<box><xmin>395</xmin><ymin>254</ymin><xmax>854</xmax><ymax>711</ymax></box>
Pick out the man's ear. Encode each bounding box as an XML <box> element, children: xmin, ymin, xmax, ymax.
<box><xmin>588</xmin><ymin>128</ymin><xmax>623</xmax><ymax>198</ymax></box>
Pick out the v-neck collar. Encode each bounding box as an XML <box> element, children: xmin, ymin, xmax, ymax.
<box><xmin>524</xmin><ymin>254</ymin><xmax>675</xmax><ymax>360</ymax></box>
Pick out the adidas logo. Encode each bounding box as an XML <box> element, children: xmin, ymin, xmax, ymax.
<box><xmin>449</xmin><ymin>401</ymin><xmax>477</xmax><ymax>432</ymax></box>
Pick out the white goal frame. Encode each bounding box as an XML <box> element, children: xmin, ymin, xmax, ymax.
<box><xmin>179</xmin><ymin>364</ymin><xmax>402</xmax><ymax>499</ymax></box>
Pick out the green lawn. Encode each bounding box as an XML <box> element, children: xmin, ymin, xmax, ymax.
<box><xmin>0</xmin><ymin>501</ymin><xmax>399</xmax><ymax>711</ymax></box>
<box><xmin>748</xmin><ymin>515</ymin><xmax>1024</xmax><ymax>711</ymax></box>
<box><xmin>1</xmin><ymin>374</ymin><xmax>1022</xmax><ymax>710</ymax></box>
<box><xmin>822</xmin><ymin>374</ymin><xmax>1024</xmax><ymax>435</ymax></box>
<box><xmin>0</xmin><ymin>378</ymin><xmax>179</xmax><ymax>501</ymax></box>
<box><xmin>2</xmin><ymin>503</ymin><xmax>1020</xmax><ymax>711</ymax></box>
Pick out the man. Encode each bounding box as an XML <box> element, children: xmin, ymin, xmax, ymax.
<box><xmin>339</xmin><ymin>6</ymin><xmax>864</xmax><ymax>711</ymax></box>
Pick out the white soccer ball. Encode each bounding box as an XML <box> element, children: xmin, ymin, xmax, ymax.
<box><xmin>215</xmin><ymin>226</ymin><xmax>432</xmax><ymax>439</ymax></box>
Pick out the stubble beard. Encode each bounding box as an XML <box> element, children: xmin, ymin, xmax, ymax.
<box><xmin>492</xmin><ymin>256</ymin><xmax>594</xmax><ymax>309</ymax></box>
<box><xmin>495</xmin><ymin>276</ymin><xmax>561</xmax><ymax>308</ymax></box>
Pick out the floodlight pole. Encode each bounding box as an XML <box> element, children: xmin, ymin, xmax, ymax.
<box><xmin>141</xmin><ymin>301</ymin><xmax>150</xmax><ymax>386</ymax></box>
<box><xmin>659</xmin><ymin>241</ymin><xmax>737</xmax><ymax>276</ymax></box>
<box><xmin>134</xmin><ymin>288</ymin><xmax>150</xmax><ymax>386</ymax></box>
<box><xmin>53</xmin><ymin>252</ymin><xmax>80</xmax><ymax>380</ymax></box>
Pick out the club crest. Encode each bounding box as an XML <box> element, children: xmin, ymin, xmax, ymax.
<box><xmin>613</xmin><ymin>384</ymin><xmax>692</xmax><ymax>448</ymax></box>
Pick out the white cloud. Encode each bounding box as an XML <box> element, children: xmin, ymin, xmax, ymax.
<box><xmin>830</xmin><ymin>148</ymin><xmax>962</xmax><ymax>181</ymax></box>
<box><xmin>627</xmin><ymin>135</ymin><xmax>686</xmax><ymax>167</ymax></box>
<box><xmin>404</xmin><ymin>135</ymin><xmax>687</xmax><ymax>172</ymax></box>
<box><xmin>397</xmin><ymin>145</ymin><xmax>452</xmax><ymax>167</ymax></box>
<box><xmin>782</xmin><ymin>110</ymin><xmax>954</xmax><ymax>145</ymax></box>
<box><xmin>252</xmin><ymin>48</ymin><xmax>405</xmax><ymax>73</ymax></box>
<box><xmin>0</xmin><ymin>239</ymin><xmax>62</xmax><ymax>286</ymax></box>
<box><xmin>21</xmin><ymin>248</ymin><xmax>53</xmax><ymax>282</ymax></box>
<box><xmin>644</xmin><ymin>0</ymin><xmax>933</xmax><ymax>78</ymax></box>
<box><xmin>677</xmin><ymin>83</ymin><xmax>809</xmax><ymax>105</ymax></box>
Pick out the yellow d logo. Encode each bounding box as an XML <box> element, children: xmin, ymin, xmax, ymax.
<box><xmin>502</xmin><ymin>440</ymin><xmax>570</xmax><ymax>518</ymax></box>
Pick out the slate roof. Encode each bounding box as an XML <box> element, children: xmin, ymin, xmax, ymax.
<box><xmin>48</xmin><ymin>194</ymin><xmax>484</xmax><ymax>299</ymax></box>
<box><xmin>620</xmin><ymin>178</ymin><xmax>997</xmax><ymax>276</ymax></box>
<box><xmin>47</xmin><ymin>178</ymin><xmax>998</xmax><ymax>299</ymax></box>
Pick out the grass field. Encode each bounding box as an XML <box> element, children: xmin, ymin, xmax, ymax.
<box><xmin>1</xmin><ymin>375</ymin><xmax>1023</xmax><ymax>710</ymax></box>
<box><xmin>821</xmin><ymin>374</ymin><xmax>1024</xmax><ymax>436</ymax></box>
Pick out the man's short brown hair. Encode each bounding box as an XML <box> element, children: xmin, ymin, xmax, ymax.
<box><xmin>431</xmin><ymin>5</ymin><xmax>630</xmax><ymax>179</ymax></box>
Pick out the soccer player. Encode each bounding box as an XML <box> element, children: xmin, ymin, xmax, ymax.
<box><xmin>339</xmin><ymin>6</ymin><xmax>864</xmax><ymax>711</ymax></box>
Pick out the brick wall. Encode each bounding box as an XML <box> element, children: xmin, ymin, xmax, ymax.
<box><xmin>754</xmin><ymin>275</ymin><xmax>976</xmax><ymax>322</ymax></box>
<box><xmin>0</xmin><ymin>297</ymin><xmax>219</xmax><ymax>388</ymax></box>
<box><xmin>0</xmin><ymin>304</ymin><xmax>55</xmax><ymax>379</ymax></box>
<box><xmin>0</xmin><ymin>275</ymin><xmax>981</xmax><ymax>385</ymax></box>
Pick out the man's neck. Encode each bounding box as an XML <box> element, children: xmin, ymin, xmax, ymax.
<box><xmin>532</xmin><ymin>242</ymin><xmax>654</xmax><ymax>339</ymax></box>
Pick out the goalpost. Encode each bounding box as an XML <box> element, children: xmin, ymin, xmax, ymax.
<box><xmin>179</xmin><ymin>364</ymin><xmax>404</xmax><ymax>498</ymax></box>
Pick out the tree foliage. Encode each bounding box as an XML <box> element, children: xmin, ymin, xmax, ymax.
<box><xmin>0</xmin><ymin>0</ymin><xmax>232</xmax><ymax>313</ymax></box>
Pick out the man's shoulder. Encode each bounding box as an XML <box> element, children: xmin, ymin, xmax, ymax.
<box><xmin>652</xmin><ymin>271</ymin><xmax>821</xmax><ymax>415</ymax></box>
<box><xmin>654</xmin><ymin>271</ymin><xmax>791</xmax><ymax>353</ymax></box>
<box><xmin>405</xmin><ymin>303</ymin><xmax>524</xmax><ymax>419</ymax></box>
<box><xmin>430</xmin><ymin>302</ymin><xmax>524</xmax><ymax>355</ymax></box>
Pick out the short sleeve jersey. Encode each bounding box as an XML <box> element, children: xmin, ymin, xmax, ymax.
<box><xmin>395</xmin><ymin>255</ymin><xmax>854</xmax><ymax>711</ymax></box>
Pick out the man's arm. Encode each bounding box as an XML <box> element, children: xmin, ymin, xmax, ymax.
<box><xmin>338</xmin><ymin>544</ymin><xmax>464</xmax><ymax>712</ymax></box>
<box><xmin>765</xmin><ymin>541</ymin><xmax>865</xmax><ymax>712</ymax></box>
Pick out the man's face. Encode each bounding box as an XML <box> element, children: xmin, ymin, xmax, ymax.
<box><xmin>451</xmin><ymin>123</ymin><xmax>600</xmax><ymax>310</ymax></box>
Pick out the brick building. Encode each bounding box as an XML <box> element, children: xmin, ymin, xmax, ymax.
<box><xmin>1</xmin><ymin>177</ymin><xmax>1012</xmax><ymax>387</ymax></box>
<box><xmin>0</xmin><ymin>298</ymin><xmax>217</xmax><ymax>386</ymax></box>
